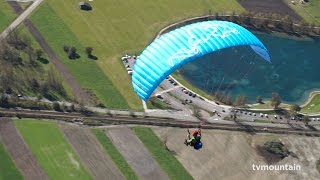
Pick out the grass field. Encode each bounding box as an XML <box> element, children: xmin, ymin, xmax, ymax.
<box><xmin>301</xmin><ymin>94</ymin><xmax>320</xmax><ymax>113</ymax></box>
<box><xmin>91</xmin><ymin>129</ymin><xmax>138</xmax><ymax>180</ymax></box>
<box><xmin>31</xmin><ymin>4</ymin><xmax>130</xmax><ymax>109</ymax></box>
<box><xmin>172</xmin><ymin>71</ymin><xmax>214</xmax><ymax>100</ymax></box>
<box><xmin>132</xmin><ymin>127</ymin><xmax>193</xmax><ymax>180</ymax></box>
<box><xmin>285</xmin><ymin>0</ymin><xmax>320</xmax><ymax>24</ymax></box>
<box><xmin>31</xmin><ymin>0</ymin><xmax>244</xmax><ymax>109</ymax></box>
<box><xmin>15</xmin><ymin>120</ymin><xmax>91</xmax><ymax>180</ymax></box>
<box><xmin>0</xmin><ymin>1</ymin><xmax>15</xmax><ymax>32</ymax></box>
<box><xmin>249</xmin><ymin>101</ymin><xmax>291</xmax><ymax>110</ymax></box>
<box><xmin>0</xmin><ymin>143</ymin><xmax>23</xmax><ymax>180</ymax></box>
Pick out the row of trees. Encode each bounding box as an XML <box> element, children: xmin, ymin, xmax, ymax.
<box><xmin>213</xmin><ymin>11</ymin><xmax>320</xmax><ymax>37</ymax></box>
<box><xmin>63</xmin><ymin>46</ymin><xmax>95</xmax><ymax>60</ymax></box>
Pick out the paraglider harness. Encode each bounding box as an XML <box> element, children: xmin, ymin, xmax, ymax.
<box><xmin>184</xmin><ymin>127</ymin><xmax>203</xmax><ymax>150</ymax></box>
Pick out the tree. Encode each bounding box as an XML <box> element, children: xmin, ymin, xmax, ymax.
<box><xmin>256</xmin><ymin>96</ymin><xmax>263</xmax><ymax>104</ymax></box>
<box><xmin>35</xmin><ymin>49</ymin><xmax>43</xmax><ymax>59</ymax></box>
<box><xmin>303</xmin><ymin>115</ymin><xmax>310</xmax><ymax>125</ymax></box>
<box><xmin>290</xmin><ymin>104</ymin><xmax>301</xmax><ymax>112</ymax></box>
<box><xmin>270</xmin><ymin>92</ymin><xmax>281</xmax><ymax>109</ymax></box>
<box><xmin>235</xmin><ymin>95</ymin><xmax>247</xmax><ymax>107</ymax></box>
<box><xmin>192</xmin><ymin>106</ymin><xmax>202</xmax><ymax>119</ymax></box>
<box><xmin>225</xmin><ymin>95</ymin><xmax>233</xmax><ymax>105</ymax></box>
<box><xmin>68</xmin><ymin>47</ymin><xmax>78</xmax><ymax>59</ymax></box>
<box><xmin>53</xmin><ymin>102</ymin><xmax>62</xmax><ymax>112</ymax></box>
<box><xmin>85</xmin><ymin>47</ymin><xmax>93</xmax><ymax>57</ymax></box>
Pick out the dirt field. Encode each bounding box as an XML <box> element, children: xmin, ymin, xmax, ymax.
<box><xmin>153</xmin><ymin>127</ymin><xmax>320</xmax><ymax>180</ymax></box>
<box><xmin>0</xmin><ymin>118</ymin><xmax>48</xmax><ymax>180</ymax></box>
<box><xmin>238</xmin><ymin>0</ymin><xmax>302</xmax><ymax>22</ymax></box>
<box><xmin>59</xmin><ymin>124</ymin><xmax>124</xmax><ymax>180</ymax></box>
<box><xmin>106</xmin><ymin>127</ymin><xmax>169</xmax><ymax>180</ymax></box>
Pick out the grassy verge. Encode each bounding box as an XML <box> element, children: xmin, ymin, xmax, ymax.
<box><xmin>172</xmin><ymin>72</ymin><xmax>214</xmax><ymax>100</ymax></box>
<box><xmin>301</xmin><ymin>94</ymin><xmax>320</xmax><ymax>113</ymax></box>
<box><xmin>15</xmin><ymin>120</ymin><xmax>91</xmax><ymax>180</ymax></box>
<box><xmin>147</xmin><ymin>97</ymin><xmax>174</xmax><ymax>109</ymax></box>
<box><xmin>0</xmin><ymin>1</ymin><xmax>16</xmax><ymax>32</ymax></box>
<box><xmin>91</xmin><ymin>129</ymin><xmax>138</xmax><ymax>180</ymax></box>
<box><xmin>31</xmin><ymin>3</ymin><xmax>130</xmax><ymax>109</ymax></box>
<box><xmin>132</xmin><ymin>127</ymin><xmax>193</xmax><ymax>180</ymax></box>
<box><xmin>254</xmin><ymin>119</ymin><xmax>272</xmax><ymax>123</ymax></box>
<box><xmin>285</xmin><ymin>0</ymin><xmax>320</xmax><ymax>24</ymax></box>
<box><xmin>0</xmin><ymin>143</ymin><xmax>23</xmax><ymax>180</ymax></box>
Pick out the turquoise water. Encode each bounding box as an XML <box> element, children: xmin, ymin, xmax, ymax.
<box><xmin>179</xmin><ymin>32</ymin><xmax>320</xmax><ymax>103</ymax></box>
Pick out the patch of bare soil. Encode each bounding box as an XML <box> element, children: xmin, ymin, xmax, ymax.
<box><xmin>0</xmin><ymin>118</ymin><xmax>48</xmax><ymax>180</ymax></box>
<box><xmin>153</xmin><ymin>127</ymin><xmax>320</xmax><ymax>180</ymax></box>
<box><xmin>238</xmin><ymin>0</ymin><xmax>302</xmax><ymax>22</ymax></box>
<box><xmin>59</xmin><ymin>124</ymin><xmax>124</xmax><ymax>180</ymax></box>
<box><xmin>106</xmin><ymin>127</ymin><xmax>169</xmax><ymax>180</ymax></box>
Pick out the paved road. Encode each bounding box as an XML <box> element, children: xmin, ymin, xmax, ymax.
<box><xmin>0</xmin><ymin>0</ymin><xmax>43</xmax><ymax>41</ymax></box>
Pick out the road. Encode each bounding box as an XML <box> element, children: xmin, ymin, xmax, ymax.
<box><xmin>0</xmin><ymin>0</ymin><xmax>43</xmax><ymax>41</ymax></box>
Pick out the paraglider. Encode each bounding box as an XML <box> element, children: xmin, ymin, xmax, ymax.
<box><xmin>132</xmin><ymin>20</ymin><xmax>271</xmax><ymax>101</ymax></box>
<box><xmin>184</xmin><ymin>127</ymin><xmax>203</xmax><ymax>150</ymax></box>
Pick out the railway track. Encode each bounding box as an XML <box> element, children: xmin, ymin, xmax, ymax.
<box><xmin>0</xmin><ymin>108</ymin><xmax>319</xmax><ymax>136</ymax></box>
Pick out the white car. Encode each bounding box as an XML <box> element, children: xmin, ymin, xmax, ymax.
<box><xmin>264</xmin><ymin>114</ymin><xmax>268</xmax><ymax>118</ymax></box>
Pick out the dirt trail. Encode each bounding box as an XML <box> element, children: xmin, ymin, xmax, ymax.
<box><xmin>107</xmin><ymin>127</ymin><xmax>169</xmax><ymax>180</ymax></box>
<box><xmin>7</xmin><ymin>2</ymin><xmax>93</xmax><ymax>105</ymax></box>
<box><xmin>0</xmin><ymin>118</ymin><xmax>48</xmax><ymax>180</ymax></box>
<box><xmin>59</xmin><ymin>124</ymin><xmax>124</xmax><ymax>180</ymax></box>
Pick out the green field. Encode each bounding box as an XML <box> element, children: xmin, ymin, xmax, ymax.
<box><xmin>91</xmin><ymin>129</ymin><xmax>138</xmax><ymax>180</ymax></box>
<box><xmin>132</xmin><ymin>127</ymin><xmax>193</xmax><ymax>180</ymax></box>
<box><xmin>0</xmin><ymin>143</ymin><xmax>23</xmax><ymax>180</ymax></box>
<box><xmin>0</xmin><ymin>1</ymin><xmax>15</xmax><ymax>32</ymax></box>
<box><xmin>15</xmin><ymin>120</ymin><xmax>91</xmax><ymax>180</ymax></box>
<box><xmin>286</xmin><ymin>0</ymin><xmax>320</xmax><ymax>24</ymax></box>
<box><xmin>31</xmin><ymin>4</ymin><xmax>130</xmax><ymax>109</ymax></box>
<box><xmin>172</xmin><ymin>71</ymin><xmax>214</xmax><ymax>100</ymax></box>
<box><xmin>302</xmin><ymin>94</ymin><xmax>320</xmax><ymax>113</ymax></box>
<box><xmin>31</xmin><ymin>0</ymin><xmax>244</xmax><ymax>109</ymax></box>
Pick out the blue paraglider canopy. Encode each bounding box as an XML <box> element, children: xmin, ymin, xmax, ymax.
<box><xmin>132</xmin><ymin>20</ymin><xmax>271</xmax><ymax>101</ymax></box>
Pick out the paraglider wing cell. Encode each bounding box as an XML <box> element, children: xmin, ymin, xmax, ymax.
<box><xmin>132</xmin><ymin>20</ymin><xmax>271</xmax><ymax>101</ymax></box>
